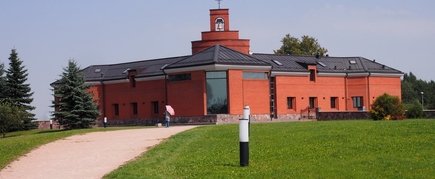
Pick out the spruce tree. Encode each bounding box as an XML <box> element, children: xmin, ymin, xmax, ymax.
<box><xmin>52</xmin><ymin>60</ymin><xmax>99</xmax><ymax>129</ymax></box>
<box><xmin>5</xmin><ymin>49</ymin><xmax>35</xmax><ymax>129</ymax></box>
<box><xmin>0</xmin><ymin>63</ymin><xmax>7</xmax><ymax>101</ymax></box>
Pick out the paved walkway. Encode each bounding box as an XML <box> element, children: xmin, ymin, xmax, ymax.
<box><xmin>0</xmin><ymin>126</ymin><xmax>197</xmax><ymax>179</ymax></box>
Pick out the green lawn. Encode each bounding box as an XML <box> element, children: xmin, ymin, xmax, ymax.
<box><xmin>106</xmin><ymin>120</ymin><xmax>435</xmax><ymax>178</ymax></box>
<box><xmin>0</xmin><ymin>127</ymin><xmax>139</xmax><ymax>169</ymax></box>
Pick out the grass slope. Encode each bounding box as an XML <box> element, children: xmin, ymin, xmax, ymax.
<box><xmin>106</xmin><ymin>120</ymin><xmax>435</xmax><ymax>178</ymax></box>
<box><xmin>0</xmin><ymin>127</ymin><xmax>139</xmax><ymax>169</ymax></box>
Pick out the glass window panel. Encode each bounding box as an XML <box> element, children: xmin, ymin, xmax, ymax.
<box><xmin>330</xmin><ymin>97</ymin><xmax>338</xmax><ymax>109</ymax></box>
<box><xmin>352</xmin><ymin>96</ymin><xmax>363</xmax><ymax>108</ymax></box>
<box><xmin>206</xmin><ymin>72</ymin><xmax>228</xmax><ymax>114</ymax></box>
<box><xmin>206</xmin><ymin>71</ymin><xmax>227</xmax><ymax>79</ymax></box>
<box><xmin>287</xmin><ymin>97</ymin><xmax>295</xmax><ymax>109</ymax></box>
<box><xmin>243</xmin><ymin>72</ymin><xmax>267</xmax><ymax>79</ymax></box>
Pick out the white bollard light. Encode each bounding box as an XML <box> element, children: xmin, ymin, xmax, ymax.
<box><xmin>103</xmin><ymin>117</ymin><xmax>108</xmax><ymax>128</ymax></box>
<box><xmin>239</xmin><ymin>106</ymin><xmax>250</xmax><ymax>167</ymax></box>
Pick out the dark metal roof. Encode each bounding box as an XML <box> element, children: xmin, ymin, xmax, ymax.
<box><xmin>166</xmin><ymin>45</ymin><xmax>269</xmax><ymax>69</ymax></box>
<box><xmin>252</xmin><ymin>53</ymin><xmax>403</xmax><ymax>74</ymax></box>
<box><xmin>77</xmin><ymin>47</ymin><xmax>402</xmax><ymax>83</ymax></box>
<box><xmin>81</xmin><ymin>56</ymin><xmax>189</xmax><ymax>82</ymax></box>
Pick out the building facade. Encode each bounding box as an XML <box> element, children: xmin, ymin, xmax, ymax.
<box><xmin>73</xmin><ymin>8</ymin><xmax>402</xmax><ymax>125</ymax></box>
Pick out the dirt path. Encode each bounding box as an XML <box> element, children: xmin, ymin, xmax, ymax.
<box><xmin>0</xmin><ymin>126</ymin><xmax>197</xmax><ymax>179</ymax></box>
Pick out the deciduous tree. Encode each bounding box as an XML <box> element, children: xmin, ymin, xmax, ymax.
<box><xmin>0</xmin><ymin>103</ymin><xmax>25</xmax><ymax>138</ymax></box>
<box><xmin>275</xmin><ymin>34</ymin><xmax>328</xmax><ymax>56</ymax></box>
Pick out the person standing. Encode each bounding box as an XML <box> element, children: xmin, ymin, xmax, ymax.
<box><xmin>165</xmin><ymin>110</ymin><xmax>171</xmax><ymax>128</ymax></box>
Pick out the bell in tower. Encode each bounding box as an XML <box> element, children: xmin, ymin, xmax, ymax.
<box><xmin>215</xmin><ymin>18</ymin><xmax>225</xmax><ymax>31</ymax></box>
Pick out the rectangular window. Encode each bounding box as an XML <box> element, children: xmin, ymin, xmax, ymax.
<box><xmin>131</xmin><ymin>102</ymin><xmax>138</xmax><ymax>115</ymax></box>
<box><xmin>309</xmin><ymin>69</ymin><xmax>316</xmax><ymax>81</ymax></box>
<box><xmin>352</xmin><ymin>96</ymin><xmax>364</xmax><ymax>108</ymax></box>
<box><xmin>113</xmin><ymin>104</ymin><xmax>119</xmax><ymax>116</ymax></box>
<box><xmin>287</xmin><ymin>97</ymin><xmax>295</xmax><ymax>109</ymax></box>
<box><xmin>168</xmin><ymin>73</ymin><xmax>191</xmax><ymax>81</ymax></box>
<box><xmin>206</xmin><ymin>71</ymin><xmax>228</xmax><ymax>114</ymax></box>
<box><xmin>151</xmin><ymin>101</ymin><xmax>159</xmax><ymax>114</ymax></box>
<box><xmin>243</xmin><ymin>72</ymin><xmax>268</xmax><ymax>79</ymax></box>
<box><xmin>309</xmin><ymin>97</ymin><xmax>317</xmax><ymax>109</ymax></box>
<box><xmin>330</xmin><ymin>97</ymin><xmax>338</xmax><ymax>109</ymax></box>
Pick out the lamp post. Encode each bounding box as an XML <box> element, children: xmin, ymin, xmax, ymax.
<box><xmin>103</xmin><ymin>117</ymin><xmax>108</xmax><ymax>128</ymax></box>
<box><xmin>420</xmin><ymin>91</ymin><xmax>424</xmax><ymax>109</ymax></box>
<box><xmin>239</xmin><ymin>106</ymin><xmax>250</xmax><ymax>167</ymax></box>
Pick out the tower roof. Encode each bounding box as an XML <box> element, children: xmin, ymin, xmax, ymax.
<box><xmin>167</xmin><ymin>45</ymin><xmax>269</xmax><ymax>69</ymax></box>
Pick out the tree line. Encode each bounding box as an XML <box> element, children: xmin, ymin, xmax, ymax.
<box><xmin>402</xmin><ymin>72</ymin><xmax>435</xmax><ymax>110</ymax></box>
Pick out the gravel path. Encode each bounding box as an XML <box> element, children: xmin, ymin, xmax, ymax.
<box><xmin>0</xmin><ymin>126</ymin><xmax>197</xmax><ymax>179</ymax></box>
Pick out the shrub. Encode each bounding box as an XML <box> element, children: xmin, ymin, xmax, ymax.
<box><xmin>405</xmin><ymin>100</ymin><xmax>424</xmax><ymax>119</ymax></box>
<box><xmin>0</xmin><ymin>103</ymin><xmax>26</xmax><ymax>138</ymax></box>
<box><xmin>370</xmin><ymin>93</ymin><xmax>405</xmax><ymax>120</ymax></box>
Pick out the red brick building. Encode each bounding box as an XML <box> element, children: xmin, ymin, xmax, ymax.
<box><xmin>75</xmin><ymin>8</ymin><xmax>402</xmax><ymax>125</ymax></box>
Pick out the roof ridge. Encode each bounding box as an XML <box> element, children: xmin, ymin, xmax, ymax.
<box><xmin>358</xmin><ymin>57</ymin><xmax>368</xmax><ymax>71</ymax></box>
<box><xmin>218</xmin><ymin>45</ymin><xmax>270</xmax><ymax>65</ymax></box>
<box><xmin>213</xmin><ymin>45</ymin><xmax>220</xmax><ymax>63</ymax></box>
<box><xmin>165</xmin><ymin>45</ymin><xmax>217</xmax><ymax>69</ymax></box>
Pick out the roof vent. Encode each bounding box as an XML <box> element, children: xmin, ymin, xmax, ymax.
<box><xmin>94</xmin><ymin>69</ymin><xmax>101</xmax><ymax>73</ymax></box>
<box><xmin>318</xmin><ymin>62</ymin><xmax>326</xmax><ymax>67</ymax></box>
<box><xmin>349</xmin><ymin>66</ymin><xmax>352</xmax><ymax>70</ymax></box>
<box><xmin>334</xmin><ymin>66</ymin><xmax>337</xmax><ymax>70</ymax></box>
<box><xmin>315</xmin><ymin>53</ymin><xmax>320</xmax><ymax>59</ymax></box>
<box><xmin>272</xmin><ymin>60</ymin><xmax>283</xmax><ymax>66</ymax></box>
<box><xmin>382</xmin><ymin>65</ymin><xmax>386</xmax><ymax>69</ymax></box>
<box><xmin>349</xmin><ymin>60</ymin><xmax>357</xmax><ymax>64</ymax></box>
<box><xmin>161</xmin><ymin>64</ymin><xmax>169</xmax><ymax>70</ymax></box>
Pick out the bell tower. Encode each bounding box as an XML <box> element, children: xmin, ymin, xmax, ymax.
<box><xmin>210</xmin><ymin>9</ymin><xmax>229</xmax><ymax>32</ymax></box>
<box><xmin>191</xmin><ymin>9</ymin><xmax>250</xmax><ymax>54</ymax></box>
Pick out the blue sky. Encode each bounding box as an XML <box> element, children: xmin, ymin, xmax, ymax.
<box><xmin>1</xmin><ymin>0</ymin><xmax>434</xmax><ymax>119</ymax></box>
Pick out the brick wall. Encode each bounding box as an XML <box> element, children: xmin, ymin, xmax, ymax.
<box><xmin>275</xmin><ymin>75</ymin><xmax>347</xmax><ymax>114</ymax></box>
<box><xmin>167</xmin><ymin>71</ymin><xmax>207</xmax><ymax>117</ymax></box>
<box><xmin>36</xmin><ymin>121</ymin><xmax>62</xmax><ymax>130</ymax></box>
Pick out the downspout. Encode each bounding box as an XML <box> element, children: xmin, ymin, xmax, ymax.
<box><xmin>367</xmin><ymin>72</ymin><xmax>371</xmax><ymax>111</ymax></box>
<box><xmin>162</xmin><ymin>69</ymin><xmax>168</xmax><ymax>105</ymax></box>
<box><xmin>344</xmin><ymin>73</ymin><xmax>348</xmax><ymax>111</ymax></box>
<box><xmin>101</xmin><ymin>81</ymin><xmax>106</xmax><ymax>118</ymax></box>
<box><xmin>268</xmin><ymin>70</ymin><xmax>273</xmax><ymax>120</ymax></box>
<box><xmin>100</xmin><ymin>73</ymin><xmax>106</xmax><ymax>119</ymax></box>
